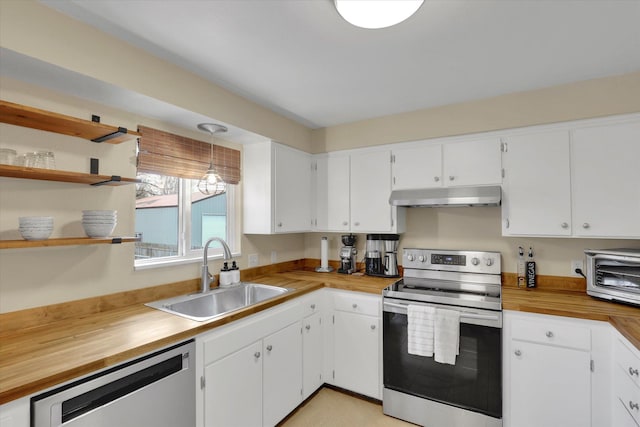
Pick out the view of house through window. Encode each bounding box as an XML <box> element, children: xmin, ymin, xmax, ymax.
<box><xmin>135</xmin><ymin>173</ymin><xmax>228</xmax><ymax>263</ymax></box>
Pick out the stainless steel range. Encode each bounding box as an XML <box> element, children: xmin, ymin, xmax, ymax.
<box><xmin>382</xmin><ymin>248</ymin><xmax>503</xmax><ymax>427</ymax></box>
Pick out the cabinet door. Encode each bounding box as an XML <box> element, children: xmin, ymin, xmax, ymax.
<box><xmin>502</xmin><ymin>131</ymin><xmax>572</xmax><ymax>236</ymax></box>
<box><xmin>572</xmin><ymin>121</ymin><xmax>640</xmax><ymax>238</ymax></box>
<box><xmin>443</xmin><ymin>138</ymin><xmax>502</xmax><ymax>186</ymax></box>
<box><xmin>204</xmin><ymin>341</ymin><xmax>263</xmax><ymax>427</ymax></box>
<box><xmin>350</xmin><ymin>150</ymin><xmax>393</xmax><ymax>232</ymax></box>
<box><xmin>333</xmin><ymin>311</ymin><xmax>380</xmax><ymax>399</ymax></box>
<box><xmin>263</xmin><ymin>322</ymin><xmax>303</xmax><ymax>427</ymax></box>
<box><xmin>326</xmin><ymin>155</ymin><xmax>351</xmax><ymax>231</ymax></box>
<box><xmin>392</xmin><ymin>144</ymin><xmax>442</xmax><ymax>190</ymax></box>
<box><xmin>510</xmin><ymin>340</ymin><xmax>591</xmax><ymax>427</ymax></box>
<box><xmin>303</xmin><ymin>312</ymin><xmax>324</xmax><ymax>399</ymax></box>
<box><xmin>274</xmin><ymin>144</ymin><xmax>311</xmax><ymax>233</ymax></box>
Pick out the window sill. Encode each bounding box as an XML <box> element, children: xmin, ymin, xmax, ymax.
<box><xmin>134</xmin><ymin>251</ymin><xmax>241</xmax><ymax>271</ymax></box>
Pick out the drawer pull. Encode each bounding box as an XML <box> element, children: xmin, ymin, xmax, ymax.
<box><xmin>306</xmin><ymin>324</ymin><xmax>311</xmax><ymax>330</ymax></box>
<box><xmin>630</xmin><ymin>367</ymin><xmax>639</xmax><ymax>377</ymax></box>
<box><xmin>514</xmin><ymin>349</ymin><xmax>522</xmax><ymax>357</ymax></box>
<box><xmin>254</xmin><ymin>352</ymin><xmax>261</xmax><ymax>359</ymax></box>
<box><xmin>545</xmin><ymin>331</ymin><xmax>554</xmax><ymax>338</ymax></box>
<box><xmin>352</xmin><ymin>303</ymin><xmax>358</xmax><ymax>309</ymax></box>
<box><xmin>630</xmin><ymin>401</ymin><xmax>639</xmax><ymax>411</ymax></box>
<box><xmin>266</xmin><ymin>345</ymin><xmax>273</xmax><ymax>352</ymax></box>
<box><xmin>310</xmin><ymin>304</ymin><xmax>316</xmax><ymax>309</ymax></box>
<box><xmin>371</xmin><ymin>324</ymin><xmax>376</xmax><ymax>330</ymax></box>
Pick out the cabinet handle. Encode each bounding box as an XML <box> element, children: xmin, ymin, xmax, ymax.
<box><xmin>352</xmin><ymin>303</ymin><xmax>358</xmax><ymax>309</ymax></box>
<box><xmin>354</xmin><ymin>222</ymin><xmax>360</xmax><ymax>226</ymax></box>
<box><xmin>630</xmin><ymin>401</ymin><xmax>639</xmax><ymax>411</ymax></box>
<box><xmin>266</xmin><ymin>345</ymin><xmax>273</xmax><ymax>352</ymax></box>
<box><xmin>629</xmin><ymin>367</ymin><xmax>639</xmax><ymax>376</ymax></box>
<box><xmin>254</xmin><ymin>351</ymin><xmax>261</xmax><ymax>359</ymax></box>
<box><xmin>582</xmin><ymin>222</ymin><xmax>590</xmax><ymax>229</ymax></box>
<box><xmin>370</xmin><ymin>325</ymin><xmax>376</xmax><ymax>330</ymax></box>
<box><xmin>514</xmin><ymin>349</ymin><xmax>522</xmax><ymax>356</ymax></box>
<box><xmin>449</xmin><ymin>175</ymin><xmax>455</xmax><ymax>181</ymax></box>
<box><xmin>561</xmin><ymin>222</ymin><xmax>569</xmax><ymax>229</ymax></box>
<box><xmin>342</xmin><ymin>221</ymin><xmax>348</xmax><ymax>226</ymax></box>
<box><xmin>545</xmin><ymin>331</ymin><xmax>554</xmax><ymax>338</ymax></box>
<box><xmin>305</xmin><ymin>324</ymin><xmax>311</xmax><ymax>330</ymax></box>
<box><xmin>310</xmin><ymin>304</ymin><xmax>316</xmax><ymax>309</ymax></box>
<box><xmin>434</xmin><ymin>176</ymin><xmax>440</xmax><ymax>182</ymax></box>
<box><xmin>277</xmin><ymin>222</ymin><xmax>283</xmax><ymax>227</ymax></box>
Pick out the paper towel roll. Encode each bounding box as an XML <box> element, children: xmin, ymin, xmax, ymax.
<box><xmin>320</xmin><ymin>237</ymin><xmax>329</xmax><ymax>269</ymax></box>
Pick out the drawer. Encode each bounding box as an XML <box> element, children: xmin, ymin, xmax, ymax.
<box><xmin>333</xmin><ymin>292</ymin><xmax>380</xmax><ymax>317</ymax></box>
<box><xmin>511</xmin><ymin>317</ymin><xmax>591</xmax><ymax>350</ymax></box>
<box><xmin>614</xmin><ymin>365</ymin><xmax>640</xmax><ymax>426</ymax></box>
<box><xmin>616</xmin><ymin>337</ymin><xmax>640</xmax><ymax>388</ymax></box>
<box><xmin>301</xmin><ymin>292</ymin><xmax>323</xmax><ymax>318</ymax></box>
<box><xmin>613</xmin><ymin>398</ymin><xmax>640</xmax><ymax>427</ymax></box>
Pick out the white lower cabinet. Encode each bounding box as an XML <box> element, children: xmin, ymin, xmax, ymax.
<box><xmin>613</xmin><ymin>329</ymin><xmax>640</xmax><ymax>427</ymax></box>
<box><xmin>330</xmin><ymin>291</ymin><xmax>381</xmax><ymax>400</ymax></box>
<box><xmin>0</xmin><ymin>397</ymin><xmax>29</xmax><ymax>427</ymax></box>
<box><xmin>263</xmin><ymin>322</ymin><xmax>303</xmax><ymax>427</ymax></box>
<box><xmin>504</xmin><ymin>311</ymin><xmax>609</xmax><ymax>427</ymax></box>
<box><xmin>200</xmin><ymin>300</ymin><xmax>305</xmax><ymax>427</ymax></box>
<box><xmin>303</xmin><ymin>311</ymin><xmax>324</xmax><ymax>399</ymax></box>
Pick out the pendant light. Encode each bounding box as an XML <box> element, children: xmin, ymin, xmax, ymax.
<box><xmin>197</xmin><ymin>123</ymin><xmax>228</xmax><ymax>196</ymax></box>
<box><xmin>334</xmin><ymin>0</ymin><xmax>423</xmax><ymax>29</ymax></box>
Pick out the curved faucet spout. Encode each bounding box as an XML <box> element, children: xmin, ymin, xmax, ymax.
<box><xmin>201</xmin><ymin>237</ymin><xmax>233</xmax><ymax>293</ymax></box>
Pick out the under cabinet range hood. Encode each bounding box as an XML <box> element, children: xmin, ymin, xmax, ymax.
<box><xmin>389</xmin><ymin>185</ymin><xmax>501</xmax><ymax>207</ymax></box>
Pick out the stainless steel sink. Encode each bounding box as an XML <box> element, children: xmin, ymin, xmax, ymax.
<box><xmin>145</xmin><ymin>283</ymin><xmax>292</xmax><ymax>322</ymax></box>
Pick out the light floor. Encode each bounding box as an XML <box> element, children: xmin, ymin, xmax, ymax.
<box><xmin>280</xmin><ymin>387</ymin><xmax>416</xmax><ymax>427</ymax></box>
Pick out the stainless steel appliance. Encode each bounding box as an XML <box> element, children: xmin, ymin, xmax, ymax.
<box><xmin>338</xmin><ymin>234</ymin><xmax>357</xmax><ymax>274</ymax></box>
<box><xmin>383</xmin><ymin>249</ymin><xmax>503</xmax><ymax>427</ymax></box>
<box><xmin>585</xmin><ymin>248</ymin><xmax>640</xmax><ymax>307</ymax></box>
<box><xmin>31</xmin><ymin>340</ymin><xmax>195</xmax><ymax>427</ymax></box>
<box><xmin>365</xmin><ymin>234</ymin><xmax>400</xmax><ymax>278</ymax></box>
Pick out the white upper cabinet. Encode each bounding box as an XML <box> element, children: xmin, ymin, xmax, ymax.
<box><xmin>501</xmin><ymin>131</ymin><xmax>572</xmax><ymax>236</ymax></box>
<box><xmin>350</xmin><ymin>149</ymin><xmax>397</xmax><ymax>233</ymax></box>
<box><xmin>392</xmin><ymin>144</ymin><xmax>442</xmax><ymax>190</ymax></box>
<box><xmin>313</xmin><ymin>150</ymin><xmax>404</xmax><ymax>233</ymax></box>
<box><xmin>502</xmin><ymin>116</ymin><xmax>640</xmax><ymax>238</ymax></box>
<box><xmin>391</xmin><ymin>138</ymin><xmax>501</xmax><ymax>190</ymax></box>
<box><xmin>571</xmin><ymin>121</ymin><xmax>640</xmax><ymax>238</ymax></box>
<box><xmin>243</xmin><ymin>141</ymin><xmax>311</xmax><ymax>234</ymax></box>
<box><xmin>442</xmin><ymin>138</ymin><xmax>502</xmax><ymax>187</ymax></box>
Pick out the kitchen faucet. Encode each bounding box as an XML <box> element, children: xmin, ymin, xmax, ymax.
<box><xmin>201</xmin><ymin>237</ymin><xmax>233</xmax><ymax>293</ymax></box>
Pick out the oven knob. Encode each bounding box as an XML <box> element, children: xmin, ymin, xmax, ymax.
<box><xmin>407</xmin><ymin>254</ymin><xmax>415</xmax><ymax>262</ymax></box>
<box><xmin>486</xmin><ymin>258</ymin><xmax>494</xmax><ymax>266</ymax></box>
<box><xmin>471</xmin><ymin>257</ymin><xmax>479</xmax><ymax>265</ymax></box>
<box><xmin>418</xmin><ymin>255</ymin><xmax>426</xmax><ymax>262</ymax></box>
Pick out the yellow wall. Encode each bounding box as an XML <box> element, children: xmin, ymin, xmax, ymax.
<box><xmin>1</xmin><ymin>0</ymin><xmax>639</xmax><ymax>312</ymax></box>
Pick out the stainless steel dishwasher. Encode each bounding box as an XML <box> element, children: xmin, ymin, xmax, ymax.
<box><xmin>31</xmin><ymin>339</ymin><xmax>195</xmax><ymax>427</ymax></box>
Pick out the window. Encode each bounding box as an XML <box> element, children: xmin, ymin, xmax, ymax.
<box><xmin>134</xmin><ymin>126</ymin><xmax>241</xmax><ymax>268</ymax></box>
<box><xmin>134</xmin><ymin>173</ymin><xmax>235</xmax><ymax>267</ymax></box>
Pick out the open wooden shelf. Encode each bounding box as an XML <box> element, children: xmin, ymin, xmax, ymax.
<box><xmin>0</xmin><ymin>164</ymin><xmax>139</xmax><ymax>186</ymax></box>
<box><xmin>0</xmin><ymin>100</ymin><xmax>141</xmax><ymax>144</ymax></box>
<box><xmin>0</xmin><ymin>236</ymin><xmax>140</xmax><ymax>249</ymax></box>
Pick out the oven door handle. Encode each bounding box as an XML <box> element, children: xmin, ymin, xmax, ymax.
<box><xmin>383</xmin><ymin>301</ymin><xmax>501</xmax><ymax>322</ymax></box>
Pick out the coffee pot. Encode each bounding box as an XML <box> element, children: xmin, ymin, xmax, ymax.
<box><xmin>365</xmin><ymin>234</ymin><xmax>400</xmax><ymax>278</ymax></box>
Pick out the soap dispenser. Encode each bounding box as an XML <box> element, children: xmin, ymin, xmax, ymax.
<box><xmin>219</xmin><ymin>262</ymin><xmax>233</xmax><ymax>287</ymax></box>
<box><xmin>231</xmin><ymin>260</ymin><xmax>240</xmax><ymax>284</ymax></box>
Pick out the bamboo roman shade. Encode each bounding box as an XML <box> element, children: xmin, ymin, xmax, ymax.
<box><xmin>137</xmin><ymin>125</ymin><xmax>241</xmax><ymax>184</ymax></box>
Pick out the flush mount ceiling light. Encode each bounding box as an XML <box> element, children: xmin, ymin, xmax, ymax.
<box><xmin>334</xmin><ymin>0</ymin><xmax>424</xmax><ymax>29</ymax></box>
<box><xmin>197</xmin><ymin>123</ymin><xmax>228</xmax><ymax>196</ymax></box>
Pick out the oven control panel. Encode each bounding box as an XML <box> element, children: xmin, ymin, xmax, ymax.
<box><xmin>403</xmin><ymin>248</ymin><xmax>501</xmax><ymax>274</ymax></box>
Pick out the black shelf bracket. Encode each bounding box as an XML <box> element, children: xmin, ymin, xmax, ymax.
<box><xmin>111</xmin><ymin>237</ymin><xmax>123</xmax><ymax>244</ymax></box>
<box><xmin>91</xmin><ymin>175</ymin><xmax>122</xmax><ymax>186</ymax></box>
<box><xmin>92</xmin><ymin>127</ymin><xmax>128</xmax><ymax>143</ymax></box>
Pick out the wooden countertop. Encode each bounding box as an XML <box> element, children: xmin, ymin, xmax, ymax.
<box><xmin>1</xmin><ymin>269</ymin><xmax>638</xmax><ymax>405</ymax></box>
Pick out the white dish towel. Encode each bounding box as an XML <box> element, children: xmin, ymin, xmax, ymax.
<box><xmin>407</xmin><ymin>304</ymin><xmax>435</xmax><ymax>357</ymax></box>
<box><xmin>434</xmin><ymin>308</ymin><xmax>460</xmax><ymax>365</ymax></box>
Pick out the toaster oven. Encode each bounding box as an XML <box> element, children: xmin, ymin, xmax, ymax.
<box><xmin>585</xmin><ymin>248</ymin><xmax>640</xmax><ymax>307</ymax></box>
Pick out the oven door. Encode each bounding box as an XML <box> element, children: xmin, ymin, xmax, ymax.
<box><xmin>383</xmin><ymin>298</ymin><xmax>502</xmax><ymax>419</ymax></box>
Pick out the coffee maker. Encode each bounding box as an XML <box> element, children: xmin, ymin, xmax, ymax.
<box><xmin>365</xmin><ymin>234</ymin><xmax>400</xmax><ymax>278</ymax></box>
<box><xmin>338</xmin><ymin>234</ymin><xmax>357</xmax><ymax>274</ymax></box>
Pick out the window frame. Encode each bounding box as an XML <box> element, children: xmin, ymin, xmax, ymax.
<box><xmin>134</xmin><ymin>176</ymin><xmax>238</xmax><ymax>270</ymax></box>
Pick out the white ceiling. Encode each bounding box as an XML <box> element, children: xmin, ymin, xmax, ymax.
<box><xmin>36</xmin><ymin>0</ymin><xmax>640</xmax><ymax>129</ymax></box>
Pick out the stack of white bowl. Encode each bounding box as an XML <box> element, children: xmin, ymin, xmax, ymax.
<box><xmin>19</xmin><ymin>216</ymin><xmax>53</xmax><ymax>240</ymax></box>
<box><xmin>82</xmin><ymin>210</ymin><xmax>117</xmax><ymax>238</ymax></box>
